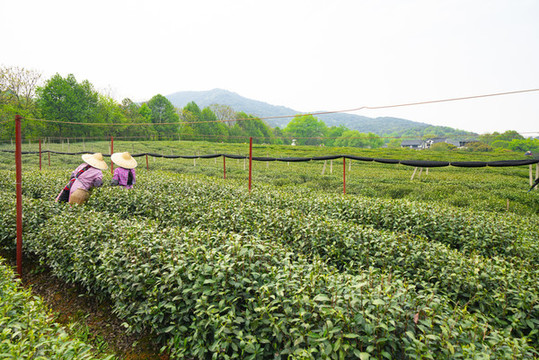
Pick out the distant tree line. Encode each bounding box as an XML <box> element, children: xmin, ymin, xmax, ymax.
<box><xmin>478</xmin><ymin>131</ymin><xmax>539</xmax><ymax>153</ymax></box>
<box><xmin>2</xmin><ymin>66</ymin><xmax>533</xmax><ymax>151</ymax></box>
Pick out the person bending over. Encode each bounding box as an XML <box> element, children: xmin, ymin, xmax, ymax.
<box><xmin>56</xmin><ymin>152</ymin><xmax>107</xmax><ymax>205</ymax></box>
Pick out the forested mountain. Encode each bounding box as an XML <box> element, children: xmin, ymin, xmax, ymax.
<box><xmin>166</xmin><ymin>89</ymin><xmax>297</xmax><ymax>128</ymax></box>
<box><xmin>165</xmin><ymin>89</ymin><xmax>476</xmax><ymax>138</ymax></box>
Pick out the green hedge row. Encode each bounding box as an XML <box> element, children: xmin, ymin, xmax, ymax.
<box><xmin>0</xmin><ymin>258</ymin><xmax>115</xmax><ymax>360</ymax></box>
<box><xmin>84</xmin><ymin>185</ymin><xmax>539</xmax><ymax>348</ymax></box>
<box><xmin>264</xmin><ymin>191</ymin><xmax>539</xmax><ymax>263</ymax></box>
<box><xmin>4</xmin><ymin>169</ymin><xmax>539</xmax><ymax>263</ymax></box>
<box><xmin>143</xmin><ymin>171</ymin><xmax>539</xmax><ymax>263</ymax></box>
<box><xmin>35</xmin><ymin>168</ymin><xmax>532</xmax><ymax>263</ymax></box>
<box><xmin>2</xmin><ymin>199</ymin><xmax>534</xmax><ymax>359</ymax></box>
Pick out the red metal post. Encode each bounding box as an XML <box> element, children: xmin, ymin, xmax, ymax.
<box><xmin>15</xmin><ymin>115</ymin><xmax>23</xmax><ymax>277</ymax></box>
<box><xmin>343</xmin><ymin>157</ymin><xmax>346</xmax><ymax>194</ymax></box>
<box><xmin>146</xmin><ymin>154</ymin><xmax>149</xmax><ymax>171</ymax></box>
<box><xmin>248</xmin><ymin>137</ymin><xmax>252</xmax><ymax>192</ymax></box>
<box><xmin>110</xmin><ymin>136</ymin><xmax>114</xmax><ymax>175</ymax></box>
<box><xmin>223</xmin><ymin>155</ymin><xmax>227</xmax><ymax>179</ymax></box>
<box><xmin>38</xmin><ymin>139</ymin><xmax>42</xmax><ymax>170</ymax></box>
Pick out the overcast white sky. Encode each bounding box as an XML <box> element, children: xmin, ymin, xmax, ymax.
<box><xmin>2</xmin><ymin>0</ymin><xmax>538</xmax><ymax>135</ymax></box>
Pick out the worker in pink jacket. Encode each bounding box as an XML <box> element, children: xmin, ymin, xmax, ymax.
<box><xmin>110</xmin><ymin>152</ymin><xmax>137</xmax><ymax>189</ymax></box>
<box><xmin>56</xmin><ymin>153</ymin><xmax>107</xmax><ymax>204</ymax></box>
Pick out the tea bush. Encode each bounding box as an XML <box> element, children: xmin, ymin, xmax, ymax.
<box><xmin>0</xmin><ymin>259</ymin><xmax>115</xmax><ymax>360</ymax></box>
<box><xmin>83</xmin><ymin>186</ymin><xmax>539</xmax><ymax>347</ymax></box>
<box><xmin>21</xmin><ymin>208</ymin><xmax>537</xmax><ymax>358</ymax></box>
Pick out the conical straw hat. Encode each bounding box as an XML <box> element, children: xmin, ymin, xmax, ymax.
<box><xmin>111</xmin><ymin>152</ymin><xmax>137</xmax><ymax>169</ymax></box>
<box><xmin>81</xmin><ymin>153</ymin><xmax>108</xmax><ymax>170</ymax></box>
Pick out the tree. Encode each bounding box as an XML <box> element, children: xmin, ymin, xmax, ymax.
<box><xmin>179</xmin><ymin>107</ymin><xmax>202</xmax><ymax>141</ymax></box>
<box><xmin>119</xmin><ymin>98</ymin><xmax>157</xmax><ymax>139</ymax></box>
<box><xmin>181</xmin><ymin>101</ymin><xmax>206</xmax><ymax>139</ymax></box>
<box><xmin>272</xmin><ymin>127</ymin><xmax>286</xmax><ymax>145</ymax></box>
<box><xmin>139</xmin><ymin>103</ymin><xmax>152</xmax><ymax>122</ymax></box>
<box><xmin>0</xmin><ymin>65</ymin><xmax>42</xmax><ymax>109</ymax></box>
<box><xmin>334</xmin><ymin>131</ymin><xmax>384</xmax><ymax>148</ymax></box>
<box><xmin>209</xmin><ymin>104</ymin><xmax>236</xmax><ymax>124</ymax></box>
<box><xmin>95</xmin><ymin>94</ymin><xmax>126</xmax><ymax>137</ymax></box>
<box><xmin>283</xmin><ymin>115</ymin><xmax>327</xmax><ymax>146</ymax></box>
<box><xmin>146</xmin><ymin>94</ymin><xmax>179</xmax><ymax>139</ymax></box>
<box><xmin>387</xmin><ymin>138</ymin><xmax>402</xmax><ymax>148</ymax></box>
<box><xmin>365</xmin><ymin>132</ymin><xmax>384</xmax><ymax>148</ymax></box>
<box><xmin>233</xmin><ymin>112</ymin><xmax>273</xmax><ymax>144</ymax></box>
<box><xmin>496</xmin><ymin>130</ymin><xmax>524</xmax><ymax>142</ymax></box>
<box><xmin>478</xmin><ymin>132</ymin><xmax>499</xmax><ymax>145</ymax></box>
<box><xmin>201</xmin><ymin>107</ymin><xmax>229</xmax><ymax>142</ymax></box>
<box><xmin>334</xmin><ymin>130</ymin><xmax>366</xmax><ymax>147</ymax></box>
<box><xmin>507</xmin><ymin>138</ymin><xmax>539</xmax><ymax>153</ymax></box>
<box><xmin>491</xmin><ymin>140</ymin><xmax>510</xmax><ymax>149</ymax></box>
<box><xmin>37</xmin><ymin>73</ymin><xmax>100</xmax><ymax>138</ymax></box>
<box><xmin>0</xmin><ymin>65</ymin><xmax>43</xmax><ymax>140</ymax></box>
<box><xmin>325</xmin><ymin>125</ymin><xmax>348</xmax><ymax>146</ymax></box>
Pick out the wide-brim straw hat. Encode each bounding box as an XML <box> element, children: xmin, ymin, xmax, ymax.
<box><xmin>82</xmin><ymin>153</ymin><xmax>108</xmax><ymax>170</ymax></box>
<box><xmin>111</xmin><ymin>152</ymin><xmax>138</xmax><ymax>169</ymax></box>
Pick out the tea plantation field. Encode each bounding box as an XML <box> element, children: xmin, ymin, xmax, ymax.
<box><xmin>0</xmin><ymin>141</ymin><xmax>538</xmax><ymax>359</ymax></box>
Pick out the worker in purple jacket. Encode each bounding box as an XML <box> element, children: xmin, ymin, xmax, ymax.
<box><xmin>110</xmin><ymin>152</ymin><xmax>137</xmax><ymax>189</ymax></box>
<box><xmin>56</xmin><ymin>153</ymin><xmax>107</xmax><ymax>204</ymax></box>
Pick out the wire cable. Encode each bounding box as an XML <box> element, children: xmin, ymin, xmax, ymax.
<box><xmin>21</xmin><ymin>88</ymin><xmax>539</xmax><ymax>127</ymax></box>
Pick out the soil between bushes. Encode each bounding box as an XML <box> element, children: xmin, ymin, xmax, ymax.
<box><xmin>1</xmin><ymin>250</ymin><xmax>170</xmax><ymax>360</ymax></box>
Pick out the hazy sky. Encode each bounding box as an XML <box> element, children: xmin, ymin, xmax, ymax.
<box><xmin>2</xmin><ymin>0</ymin><xmax>538</xmax><ymax>135</ymax></box>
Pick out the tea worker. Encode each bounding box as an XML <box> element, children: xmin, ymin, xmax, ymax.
<box><xmin>56</xmin><ymin>153</ymin><xmax>107</xmax><ymax>204</ymax></box>
<box><xmin>110</xmin><ymin>152</ymin><xmax>137</xmax><ymax>189</ymax></box>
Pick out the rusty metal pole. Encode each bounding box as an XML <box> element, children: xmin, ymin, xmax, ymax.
<box><xmin>15</xmin><ymin>115</ymin><xmax>23</xmax><ymax>277</ymax></box>
<box><xmin>38</xmin><ymin>139</ymin><xmax>42</xmax><ymax>170</ymax></box>
<box><xmin>343</xmin><ymin>156</ymin><xmax>346</xmax><ymax>194</ymax></box>
<box><xmin>223</xmin><ymin>155</ymin><xmax>227</xmax><ymax>179</ymax></box>
<box><xmin>146</xmin><ymin>154</ymin><xmax>149</xmax><ymax>171</ymax></box>
<box><xmin>110</xmin><ymin>136</ymin><xmax>114</xmax><ymax>175</ymax></box>
<box><xmin>248</xmin><ymin>137</ymin><xmax>252</xmax><ymax>192</ymax></box>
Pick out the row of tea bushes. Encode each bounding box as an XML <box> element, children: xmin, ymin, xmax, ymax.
<box><xmin>6</xmin><ymin>203</ymin><xmax>535</xmax><ymax>359</ymax></box>
<box><xmin>4</xmin><ymin>168</ymin><xmax>539</xmax><ymax>263</ymax></box>
<box><xmin>262</xmin><ymin>191</ymin><xmax>539</xmax><ymax>263</ymax></box>
<box><xmin>0</xmin><ymin>259</ymin><xmax>115</xmax><ymax>360</ymax></box>
<box><xmin>0</xmin><ymin>169</ymin><xmax>64</xmax><ymax>200</ymax></box>
<box><xmin>81</xmin><ymin>169</ymin><xmax>539</xmax><ymax>263</ymax></box>
<box><xmin>86</xmin><ymin>187</ymin><xmax>539</xmax><ymax>348</ymax></box>
<box><xmin>0</xmin><ymin>191</ymin><xmax>63</xmax><ymax>251</ymax></box>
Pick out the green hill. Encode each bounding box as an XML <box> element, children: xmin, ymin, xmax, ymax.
<box><xmin>165</xmin><ymin>89</ymin><xmax>476</xmax><ymax>138</ymax></box>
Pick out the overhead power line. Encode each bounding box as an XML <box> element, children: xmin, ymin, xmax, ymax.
<box><xmin>9</xmin><ymin>88</ymin><xmax>539</xmax><ymax>127</ymax></box>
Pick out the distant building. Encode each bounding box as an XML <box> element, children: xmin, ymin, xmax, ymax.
<box><xmin>424</xmin><ymin>138</ymin><xmax>448</xmax><ymax>148</ymax></box>
<box><xmin>402</xmin><ymin>138</ymin><xmax>478</xmax><ymax>150</ymax></box>
<box><xmin>445</xmin><ymin>139</ymin><xmax>477</xmax><ymax>148</ymax></box>
<box><xmin>400</xmin><ymin>140</ymin><xmax>424</xmax><ymax>149</ymax></box>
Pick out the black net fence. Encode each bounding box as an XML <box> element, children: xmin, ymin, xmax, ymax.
<box><xmin>2</xmin><ymin>149</ymin><xmax>538</xmax><ymax>168</ymax></box>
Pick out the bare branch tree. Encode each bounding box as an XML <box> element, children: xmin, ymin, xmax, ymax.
<box><xmin>0</xmin><ymin>65</ymin><xmax>42</xmax><ymax>108</ymax></box>
<box><xmin>209</xmin><ymin>104</ymin><xmax>236</xmax><ymax>126</ymax></box>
